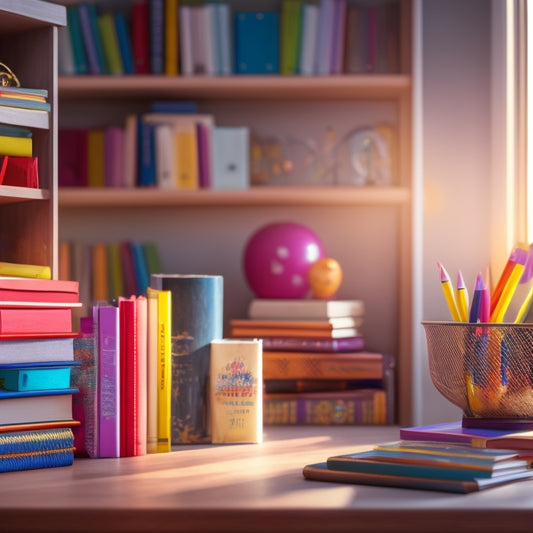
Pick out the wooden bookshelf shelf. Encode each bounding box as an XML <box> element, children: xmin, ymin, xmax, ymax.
<box><xmin>0</xmin><ymin>185</ymin><xmax>49</xmax><ymax>203</ymax></box>
<box><xmin>58</xmin><ymin>74</ymin><xmax>411</xmax><ymax>101</ymax></box>
<box><xmin>58</xmin><ymin>186</ymin><xmax>410</xmax><ymax>208</ymax></box>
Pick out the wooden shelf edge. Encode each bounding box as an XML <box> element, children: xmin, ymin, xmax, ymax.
<box><xmin>58</xmin><ymin>186</ymin><xmax>410</xmax><ymax>207</ymax></box>
<box><xmin>58</xmin><ymin>74</ymin><xmax>412</xmax><ymax>100</ymax></box>
<box><xmin>0</xmin><ymin>185</ymin><xmax>49</xmax><ymax>203</ymax></box>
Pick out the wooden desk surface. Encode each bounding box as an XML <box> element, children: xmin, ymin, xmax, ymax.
<box><xmin>2</xmin><ymin>425</ymin><xmax>533</xmax><ymax>533</ymax></box>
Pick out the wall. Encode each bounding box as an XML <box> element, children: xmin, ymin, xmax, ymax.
<box><xmin>416</xmin><ymin>0</ymin><xmax>492</xmax><ymax>423</ymax></box>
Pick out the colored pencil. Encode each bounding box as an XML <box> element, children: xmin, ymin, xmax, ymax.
<box><xmin>437</xmin><ymin>262</ymin><xmax>460</xmax><ymax>322</ymax></box>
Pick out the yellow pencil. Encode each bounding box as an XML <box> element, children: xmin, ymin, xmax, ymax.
<box><xmin>455</xmin><ymin>270</ymin><xmax>469</xmax><ymax>322</ymax></box>
<box><xmin>437</xmin><ymin>262</ymin><xmax>460</xmax><ymax>321</ymax></box>
<box><xmin>490</xmin><ymin>262</ymin><xmax>525</xmax><ymax>322</ymax></box>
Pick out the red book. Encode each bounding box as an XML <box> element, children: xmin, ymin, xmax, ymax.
<box><xmin>120</xmin><ymin>241</ymin><xmax>137</xmax><ymax>297</ymax></box>
<box><xmin>0</xmin><ymin>277</ymin><xmax>79</xmax><ymax>303</ymax></box>
<box><xmin>131</xmin><ymin>1</ymin><xmax>150</xmax><ymax>74</ymax></box>
<box><xmin>119</xmin><ymin>296</ymin><xmax>137</xmax><ymax>457</ymax></box>
<box><xmin>58</xmin><ymin>129</ymin><xmax>88</xmax><ymax>187</ymax></box>
<box><xmin>0</xmin><ymin>307</ymin><xmax>73</xmax><ymax>334</ymax></box>
<box><xmin>0</xmin><ymin>156</ymin><xmax>39</xmax><ymax>188</ymax></box>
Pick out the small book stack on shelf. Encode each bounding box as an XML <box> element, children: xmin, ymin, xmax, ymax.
<box><xmin>0</xmin><ymin>273</ymin><xmax>82</xmax><ymax>473</ymax></box>
<box><xmin>230</xmin><ymin>298</ymin><xmax>394</xmax><ymax>425</ymax></box>
<box><xmin>303</xmin><ymin>419</ymin><xmax>533</xmax><ymax>493</ymax></box>
<box><xmin>0</xmin><ymin>86</ymin><xmax>50</xmax><ymax>189</ymax></box>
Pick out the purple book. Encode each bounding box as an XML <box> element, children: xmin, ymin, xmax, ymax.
<box><xmin>98</xmin><ymin>304</ymin><xmax>120</xmax><ymax>458</ymax></box>
<box><xmin>261</xmin><ymin>335</ymin><xmax>365</xmax><ymax>352</ymax></box>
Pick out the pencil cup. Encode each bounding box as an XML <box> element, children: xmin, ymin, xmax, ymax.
<box><xmin>422</xmin><ymin>321</ymin><xmax>533</xmax><ymax>418</ymax></box>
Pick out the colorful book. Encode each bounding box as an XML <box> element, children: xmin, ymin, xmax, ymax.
<box><xmin>262</xmin><ymin>351</ymin><xmax>387</xmax><ymax>381</ymax></box>
<box><xmin>231</xmin><ymin>317</ymin><xmax>361</xmax><ymax>330</ymax></box>
<box><xmin>58</xmin><ymin>129</ymin><xmax>88</xmax><ymax>187</ymax></box>
<box><xmin>77</xmin><ymin>3</ymin><xmax>106</xmax><ymax>75</ymax></box>
<box><xmin>114</xmin><ymin>12</ymin><xmax>135</xmax><ymax>75</ymax></box>
<box><xmin>149</xmin><ymin>0</ymin><xmax>164</xmax><ymax>75</ymax></box>
<box><xmin>119</xmin><ymin>296</ymin><xmax>137</xmax><ymax>457</ymax></box>
<box><xmin>325</xmin><ymin>450</ymin><xmax>530</xmax><ymax>481</ymax></box>
<box><xmin>130</xmin><ymin>241</ymin><xmax>150</xmax><ymax>294</ymax></box>
<box><xmin>150</xmin><ymin>274</ymin><xmax>223</xmax><ymax>444</ymax></box>
<box><xmin>178</xmin><ymin>5</ymin><xmax>193</xmax><ymax>75</ymax></box>
<box><xmin>164</xmin><ymin>0</ymin><xmax>179</xmax><ymax>76</ymax></box>
<box><xmin>92</xmin><ymin>242</ymin><xmax>108</xmax><ymax>302</ymax></box>
<box><xmin>261</xmin><ymin>335</ymin><xmax>365</xmax><ymax>352</ymax></box>
<box><xmin>135</xmin><ymin>295</ymin><xmax>147</xmax><ymax>456</ymax></box>
<box><xmin>0</xmin><ymin>361</ymin><xmax>80</xmax><ymax>391</ymax></box>
<box><xmin>302</xmin><ymin>462</ymin><xmax>533</xmax><ymax>494</ymax></box>
<box><xmin>0</xmin><ymin>155</ymin><xmax>39</xmax><ymax>188</ymax></box>
<box><xmin>0</xmin><ymin>388</ymin><xmax>78</xmax><ymax>426</ymax></box>
<box><xmin>131</xmin><ymin>0</ymin><xmax>150</xmax><ymax>74</ymax></box>
<box><xmin>210</xmin><ymin>339</ymin><xmax>263</xmax><ymax>444</ymax></box>
<box><xmin>175</xmin><ymin>124</ymin><xmax>199</xmax><ymax>188</ymax></box>
<box><xmin>280</xmin><ymin>0</ymin><xmax>303</xmax><ymax>75</ymax></box>
<box><xmin>0</xmin><ymin>428</ymin><xmax>75</xmax><ymax>473</ymax></box>
<box><xmin>87</xmin><ymin>129</ymin><xmax>105</xmax><ymax>187</ymax></box>
<box><xmin>98</xmin><ymin>304</ymin><xmax>120</xmax><ymax>458</ymax></box>
<box><xmin>314</xmin><ymin>0</ymin><xmax>335</xmax><ymax>75</ymax></box>
<box><xmin>97</xmin><ymin>11</ymin><xmax>124</xmax><ymax>75</ymax></box>
<box><xmin>59</xmin><ymin>23</ymin><xmax>76</xmax><ymax>75</ymax></box>
<box><xmin>120</xmin><ymin>241</ymin><xmax>138</xmax><ymax>297</ymax></box>
<box><xmin>235</xmin><ymin>11</ymin><xmax>279</xmax><ymax>74</ymax></box>
<box><xmin>0</xmin><ymin>96</ymin><xmax>50</xmax><ymax>112</ymax></box>
<box><xmin>0</xmin><ymin>262</ymin><xmax>50</xmax><ymax>279</ymax></box>
<box><xmin>0</xmin><ymin>307</ymin><xmax>74</xmax><ymax>334</ymax></box>
<box><xmin>399</xmin><ymin>421</ymin><xmax>533</xmax><ymax>452</ymax></box>
<box><xmin>72</xmin><ymin>320</ymin><xmax>97</xmax><ymax>457</ymax></box>
<box><xmin>0</xmin><ymin>134</ymin><xmax>32</xmax><ymax>157</ymax></box>
<box><xmin>156</xmin><ymin>289</ymin><xmax>171</xmax><ymax>452</ymax></box>
<box><xmin>264</xmin><ymin>389</ymin><xmax>387</xmax><ymax>425</ymax></box>
<box><xmin>248</xmin><ymin>298</ymin><xmax>365</xmax><ymax>319</ymax></box>
<box><xmin>230</xmin><ymin>325</ymin><xmax>361</xmax><ymax>339</ymax></box>
<box><xmin>329</xmin><ymin>0</ymin><xmax>347</xmax><ymax>74</ymax></box>
<box><xmin>154</xmin><ymin>123</ymin><xmax>176</xmax><ymax>188</ymax></box>
<box><xmin>0</xmin><ymin>276</ymin><xmax>79</xmax><ymax>303</ymax></box>
<box><xmin>0</xmin><ymin>334</ymin><xmax>76</xmax><ymax>365</ymax></box>
<box><xmin>67</xmin><ymin>6</ymin><xmax>89</xmax><ymax>75</ymax></box>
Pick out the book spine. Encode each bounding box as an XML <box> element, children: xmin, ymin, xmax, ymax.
<box><xmin>150</xmin><ymin>274</ymin><xmax>223</xmax><ymax>444</ymax></box>
<box><xmin>67</xmin><ymin>6</ymin><xmax>89</xmax><ymax>75</ymax></box>
<box><xmin>114</xmin><ymin>13</ymin><xmax>135</xmax><ymax>75</ymax></box>
<box><xmin>131</xmin><ymin>0</ymin><xmax>151</xmax><ymax>74</ymax></box>
<box><xmin>149</xmin><ymin>0</ymin><xmax>165</xmax><ymax>75</ymax></box>
<box><xmin>164</xmin><ymin>0</ymin><xmax>179</xmax><ymax>75</ymax></box>
<box><xmin>98</xmin><ymin>305</ymin><xmax>120</xmax><ymax>458</ymax></box>
<box><xmin>0</xmin><ymin>135</ymin><xmax>32</xmax><ymax>158</ymax></box>
<box><xmin>77</xmin><ymin>4</ymin><xmax>104</xmax><ymax>75</ymax></box>
<box><xmin>0</xmin><ymin>428</ymin><xmax>74</xmax><ymax>454</ymax></box>
<box><xmin>135</xmin><ymin>296</ymin><xmax>148</xmax><ymax>456</ymax></box>
<box><xmin>98</xmin><ymin>12</ymin><xmax>124</xmax><ymax>75</ymax></box>
<box><xmin>156</xmin><ymin>290</ymin><xmax>171</xmax><ymax>452</ymax></box>
<box><xmin>263</xmin><ymin>389</ymin><xmax>387</xmax><ymax>425</ymax></box>
<box><xmin>0</xmin><ymin>449</ymin><xmax>74</xmax><ymax>473</ymax></box>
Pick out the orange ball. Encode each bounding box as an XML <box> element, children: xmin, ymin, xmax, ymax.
<box><xmin>308</xmin><ymin>257</ymin><xmax>343</xmax><ymax>299</ymax></box>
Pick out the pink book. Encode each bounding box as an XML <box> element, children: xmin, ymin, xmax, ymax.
<box><xmin>0</xmin><ymin>307</ymin><xmax>73</xmax><ymax>334</ymax></box>
<box><xmin>104</xmin><ymin>127</ymin><xmax>125</xmax><ymax>187</ymax></box>
<box><xmin>196</xmin><ymin>122</ymin><xmax>212</xmax><ymax>189</ymax></box>
<box><xmin>98</xmin><ymin>304</ymin><xmax>120</xmax><ymax>458</ymax></box>
<box><xmin>330</xmin><ymin>0</ymin><xmax>347</xmax><ymax>74</ymax></box>
<box><xmin>135</xmin><ymin>296</ymin><xmax>147</xmax><ymax>456</ymax></box>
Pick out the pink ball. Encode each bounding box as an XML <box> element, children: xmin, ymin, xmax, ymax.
<box><xmin>243</xmin><ymin>222</ymin><xmax>325</xmax><ymax>299</ymax></box>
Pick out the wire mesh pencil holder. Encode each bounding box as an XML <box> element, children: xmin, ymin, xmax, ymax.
<box><xmin>422</xmin><ymin>321</ymin><xmax>533</xmax><ymax>418</ymax></box>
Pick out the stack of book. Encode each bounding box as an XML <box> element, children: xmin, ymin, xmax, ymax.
<box><xmin>0</xmin><ymin>276</ymin><xmax>82</xmax><ymax>473</ymax></box>
<box><xmin>230</xmin><ymin>298</ymin><xmax>394</xmax><ymax>425</ymax></box>
<box><xmin>303</xmin><ymin>419</ymin><xmax>533</xmax><ymax>493</ymax></box>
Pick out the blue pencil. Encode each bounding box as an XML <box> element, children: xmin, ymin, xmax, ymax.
<box><xmin>469</xmin><ymin>272</ymin><xmax>484</xmax><ymax>323</ymax></box>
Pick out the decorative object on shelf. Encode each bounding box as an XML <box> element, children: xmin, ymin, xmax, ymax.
<box><xmin>243</xmin><ymin>222</ymin><xmax>325</xmax><ymax>299</ymax></box>
<box><xmin>0</xmin><ymin>63</ymin><xmax>20</xmax><ymax>88</ymax></box>
<box><xmin>308</xmin><ymin>257</ymin><xmax>343</xmax><ymax>299</ymax></box>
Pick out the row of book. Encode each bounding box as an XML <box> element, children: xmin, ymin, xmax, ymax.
<box><xmin>58</xmin><ymin>108</ymin><xmax>250</xmax><ymax>191</ymax></box>
<box><xmin>304</xmin><ymin>418</ymin><xmax>533</xmax><ymax>493</ymax></box>
<box><xmin>59</xmin><ymin>0</ymin><xmax>401</xmax><ymax>78</ymax></box>
<box><xmin>231</xmin><ymin>297</ymin><xmax>394</xmax><ymax>425</ymax></box>
<box><xmin>0</xmin><ymin>276</ymin><xmax>81</xmax><ymax>473</ymax></box>
<box><xmin>59</xmin><ymin>240</ymin><xmax>163</xmax><ymax>313</ymax></box>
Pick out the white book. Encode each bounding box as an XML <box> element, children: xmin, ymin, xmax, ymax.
<box><xmin>179</xmin><ymin>5</ymin><xmax>194</xmax><ymax>75</ymax></box>
<box><xmin>299</xmin><ymin>3</ymin><xmax>319</xmax><ymax>76</ymax></box>
<box><xmin>58</xmin><ymin>24</ymin><xmax>76</xmax><ymax>75</ymax></box>
<box><xmin>212</xmin><ymin>127</ymin><xmax>249</xmax><ymax>190</ymax></box>
<box><xmin>0</xmin><ymin>392</ymin><xmax>75</xmax><ymax>425</ymax></box>
<box><xmin>248</xmin><ymin>298</ymin><xmax>365</xmax><ymax>319</ymax></box>
<box><xmin>315</xmin><ymin>0</ymin><xmax>335</xmax><ymax>75</ymax></box>
<box><xmin>217</xmin><ymin>3</ymin><xmax>233</xmax><ymax>75</ymax></box>
<box><xmin>0</xmin><ymin>336</ymin><xmax>75</xmax><ymax>364</ymax></box>
<box><xmin>203</xmin><ymin>4</ymin><xmax>217</xmax><ymax>75</ymax></box>
<box><xmin>154</xmin><ymin>123</ymin><xmax>176</xmax><ymax>189</ymax></box>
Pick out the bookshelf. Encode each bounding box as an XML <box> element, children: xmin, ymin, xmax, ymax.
<box><xmin>56</xmin><ymin>0</ymin><xmax>416</xmax><ymax>425</ymax></box>
<box><xmin>0</xmin><ymin>0</ymin><xmax>65</xmax><ymax>278</ymax></box>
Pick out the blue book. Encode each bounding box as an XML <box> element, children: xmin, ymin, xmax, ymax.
<box><xmin>0</xmin><ymin>361</ymin><xmax>81</xmax><ymax>392</ymax></box>
<box><xmin>77</xmin><ymin>3</ymin><xmax>105</xmax><ymax>75</ymax></box>
<box><xmin>67</xmin><ymin>6</ymin><xmax>89</xmax><ymax>75</ymax></box>
<box><xmin>130</xmin><ymin>242</ymin><xmax>150</xmax><ymax>295</ymax></box>
<box><xmin>235</xmin><ymin>12</ymin><xmax>279</xmax><ymax>74</ymax></box>
<box><xmin>137</xmin><ymin>119</ymin><xmax>156</xmax><ymax>187</ymax></box>
<box><xmin>0</xmin><ymin>97</ymin><xmax>50</xmax><ymax>112</ymax></box>
<box><xmin>87</xmin><ymin>3</ymin><xmax>108</xmax><ymax>74</ymax></box>
<box><xmin>114</xmin><ymin>12</ymin><xmax>135</xmax><ymax>74</ymax></box>
<box><xmin>150</xmin><ymin>101</ymin><xmax>199</xmax><ymax>114</ymax></box>
<box><xmin>150</xmin><ymin>0</ymin><xmax>165</xmax><ymax>74</ymax></box>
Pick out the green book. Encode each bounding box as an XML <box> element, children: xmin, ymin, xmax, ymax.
<box><xmin>97</xmin><ymin>11</ymin><xmax>124</xmax><ymax>75</ymax></box>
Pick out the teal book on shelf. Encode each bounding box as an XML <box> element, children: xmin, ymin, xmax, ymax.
<box><xmin>235</xmin><ymin>11</ymin><xmax>279</xmax><ymax>74</ymax></box>
<box><xmin>0</xmin><ymin>361</ymin><xmax>81</xmax><ymax>392</ymax></box>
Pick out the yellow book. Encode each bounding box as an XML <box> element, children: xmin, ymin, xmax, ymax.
<box><xmin>92</xmin><ymin>242</ymin><xmax>108</xmax><ymax>302</ymax></box>
<box><xmin>0</xmin><ymin>261</ymin><xmax>51</xmax><ymax>279</ymax></box>
<box><xmin>165</xmin><ymin>0</ymin><xmax>179</xmax><ymax>75</ymax></box>
<box><xmin>157</xmin><ymin>289</ymin><xmax>172</xmax><ymax>453</ymax></box>
<box><xmin>0</xmin><ymin>135</ymin><xmax>32</xmax><ymax>157</ymax></box>
<box><xmin>175</xmin><ymin>128</ymin><xmax>199</xmax><ymax>189</ymax></box>
<box><xmin>146</xmin><ymin>287</ymin><xmax>159</xmax><ymax>454</ymax></box>
<box><xmin>87</xmin><ymin>129</ymin><xmax>105</xmax><ymax>187</ymax></box>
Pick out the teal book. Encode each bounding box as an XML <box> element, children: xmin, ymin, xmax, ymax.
<box><xmin>326</xmin><ymin>450</ymin><xmax>530</xmax><ymax>481</ymax></box>
<box><xmin>303</xmin><ymin>462</ymin><xmax>533</xmax><ymax>494</ymax></box>
<box><xmin>114</xmin><ymin>12</ymin><xmax>135</xmax><ymax>75</ymax></box>
<box><xmin>0</xmin><ymin>97</ymin><xmax>50</xmax><ymax>112</ymax></box>
<box><xmin>67</xmin><ymin>6</ymin><xmax>89</xmax><ymax>75</ymax></box>
<box><xmin>0</xmin><ymin>361</ymin><xmax>81</xmax><ymax>392</ymax></box>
